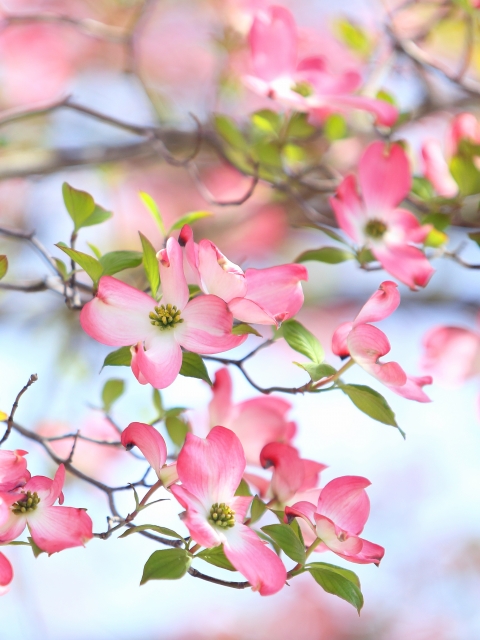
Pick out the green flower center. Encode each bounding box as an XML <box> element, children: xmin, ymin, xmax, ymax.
<box><xmin>149</xmin><ymin>304</ymin><xmax>184</xmax><ymax>330</ymax></box>
<box><xmin>364</xmin><ymin>219</ymin><xmax>387</xmax><ymax>239</ymax></box>
<box><xmin>12</xmin><ymin>491</ymin><xmax>40</xmax><ymax>515</ymax></box>
<box><xmin>291</xmin><ymin>81</ymin><xmax>314</xmax><ymax>97</ymax></box>
<box><xmin>208</xmin><ymin>502</ymin><xmax>236</xmax><ymax>529</ymax></box>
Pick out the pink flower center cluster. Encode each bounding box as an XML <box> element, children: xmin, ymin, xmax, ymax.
<box><xmin>208</xmin><ymin>502</ymin><xmax>236</xmax><ymax>529</ymax></box>
<box><xmin>11</xmin><ymin>490</ymin><xmax>40</xmax><ymax>515</ymax></box>
<box><xmin>149</xmin><ymin>304</ymin><xmax>184</xmax><ymax>330</ymax></box>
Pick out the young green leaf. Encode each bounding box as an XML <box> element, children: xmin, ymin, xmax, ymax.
<box><xmin>165</xmin><ymin>415</ymin><xmax>189</xmax><ymax>448</ymax></box>
<box><xmin>62</xmin><ymin>183</ymin><xmax>96</xmax><ymax>231</ymax></box>
<box><xmin>324</xmin><ymin>113</ymin><xmax>347</xmax><ymax>141</ymax></box>
<box><xmin>285</xmin><ymin>112</ymin><xmax>316</xmax><ymax>139</ymax></box>
<box><xmin>0</xmin><ymin>255</ymin><xmax>8</xmax><ymax>280</ymax></box>
<box><xmin>251</xmin><ymin>109</ymin><xmax>281</xmax><ymax>135</ymax></box>
<box><xmin>27</xmin><ymin>537</ymin><xmax>45</xmax><ymax>558</ymax></box>
<box><xmin>53</xmin><ymin>258</ymin><xmax>69</xmax><ymax>281</ymax></box>
<box><xmin>139</xmin><ymin>192</ymin><xmax>166</xmax><ymax>236</ymax></box>
<box><xmin>56</xmin><ymin>245</ymin><xmax>103</xmax><ymax>285</ymax></box>
<box><xmin>101</xmin><ymin>379</ymin><xmax>125</xmax><ymax>413</ymax></box>
<box><xmin>234</xmin><ymin>478</ymin><xmax>252</xmax><ymax>497</ymax></box>
<box><xmin>87</xmin><ymin>243</ymin><xmax>102</xmax><ymax>259</ymax></box>
<box><xmin>232</xmin><ymin>323</ymin><xmax>262</xmax><ymax>337</ymax></box>
<box><xmin>294</xmin><ymin>362</ymin><xmax>337</xmax><ymax>382</ymax></box>
<box><xmin>168</xmin><ymin>211</ymin><xmax>213</xmax><ymax>233</ymax></box>
<box><xmin>119</xmin><ymin>524</ymin><xmax>185</xmax><ymax>541</ymax></box>
<box><xmin>179</xmin><ymin>352</ymin><xmax>212</xmax><ymax>386</ymax></box>
<box><xmin>282</xmin><ymin>319</ymin><xmax>324</xmax><ymax>364</ymax></box>
<box><xmin>469</xmin><ymin>231</ymin><xmax>480</xmax><ymax>247</ymax></box>
<box><xmin>80</xmin><ymin>204</ymin><xmax>113</xmax><ymax>228</ymax></box>
<box><xmin>250</xmin><ymin>495</ymin><xmax>267</xmax><ymax>524</ymax></box>
<box><xmin>295</xmin><ymin>247</ymin><xmax>355</xmax><ymax>264</ymax></box>
<box><xmin>308</xmin><ymin>564</ymin><xmax>364</xmax><ymax>613</ymax></box>
<box><xmin>139</xmin><ymin>232</ymin><xmax>160</xmax><ymax>297</ymax></box>
<box><xmin>152</xmin><ymin>388</ymin><xmax>163</xmax><ymax>415</ymax></box>
<box><xmin>214</xmin><ymin>114</ymin><xmax>249</xmax><ymax>150</ymax></box>
<box><xmin>196</xmin><ymin>545</ymin><xmax>237</xmax><ymax>571</ymax></box>
<box><xmin>140</xmin><ymin>548</ymin><xmax>191</xmax><ymax>584</ymax></box>
<box><xmin>339</xmin><ymin>383</ymin><xmax>401</xmax><ymax>432</ymax></box>
<box><xmin>261</xmin><ymin>524</ymin><xmax>306</xmax><ymax>564</ymax></box>
<box><xmin>102</xmin><ymin>346</ymin><xmax>132</xmax><ymax>369</ymax></box>
<box><xmin>99</xmin><ymin>251</ymin><xmax>143</xmax><ymax>276</ymax></box>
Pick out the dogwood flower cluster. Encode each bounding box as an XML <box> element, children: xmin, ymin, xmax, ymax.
<box><xmin>0</xmin><ymin>450</ymin><xmax>93</xmax><ymax>595</ymax></box>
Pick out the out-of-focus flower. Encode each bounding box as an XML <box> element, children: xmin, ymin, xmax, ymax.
<box><xmin>0</xmin><ymin>450</ymin><xmax>30</xmax><ymax>491</ymax></box>
<box><xmin>121</xmin><ymin>422</ymin><xmax>178</xmax><ymax>486</ymax></box>
<box><xmin>0</xmin><ymin>464</ymin><xmax>93</xmax><ymax>554</ymax></box>
<box><xmin>180</xmin><ymin>225</ymin><xmax>307</xmax><ymax>325</ymax></box>
<box><xmin>243</xmin><ymin>5</ymin><xmax>397</xmax><ymax>126</ymax></box>
<box><xmin>170</xmin><ymin>426</ymin><xmax>287</xmax><ymax>595</ymax></box>
<box><xmin>331</xmin><ymin>141</ymin><xmax>434</xmax><ymax>289</ymax></box>
<box><xmin>332</xmin><ymin>281</ymin><xmax>432</xmax><ymax>401</ymax></box>
<box><xmin>422</xmin><ymin>139</ymin><xmax>459</xmax><ymax>198</ymax></box>
<box><xmin>80</xmin><ymin>238</ymin><xmax>245</xmax><ymax>389</ymax></box>
<box><xmin>0</xmin><ymin>550</ymin><xmax>13</xmax><ymax>596</ymax></box>
<box><xmin>286</xmin><ymin>476</ymin><xmax>385</xmax><ymax>565</ymax></box>
<box><xmin>208</xmin><ymin>368</ymin><xmax>296</xmax><ymax>464</ymax></box>
<box><xmin>422</xmin><ymin>325</ymin><xmax>480</xmax><ymax>386</ymax></box>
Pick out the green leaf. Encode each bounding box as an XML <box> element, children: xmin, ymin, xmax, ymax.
<box><xmin>80</xmin><ymin>204</ymin><xmax>113</xmax><ymax>228</ymax></box>
<box><xmin>412</xmin><ymin>176</ymin><xmax>435</xmax><ymax>201</ymax></box>
<box><xmin>324</xmin><ymin>114</ymin><xmax>347</xmax><ymax>141</ymax></box>
<box><xmin>422</xmin><ymin>212</ymin><xmax>451</xmax><ymax>231</ymax></box>
<box><xmin>102</xmin><ymin>346</ymin><xmax>132</xmax><ymax>368</ymax></box>
<box><xmin>294</xmin><ymin>362</ymin><xmax>337</xmax><ymax>382</ymax></box>
<box><xmin>139</xmin><ymin>192</ymin><xmax>166</xmax><ymax>236</ymax></box>
<box><xmin>56</xmin><ymin>245</ymin><xmax>103</xmax><ymax>285</ymax></box>
<box><xmin>339</xmin><ymin>383</ymin><xmax>401</xmax><ymax>432</ymax></box>
<box><xmin>282</xmin><ymin>319</ymin><xmax>324</xmax><ymax>364</ymax></box>
<box><xmin>119</xmin><ymin>524</ymin><xmax>185</xmax><ymax>541</ymax></box>
<box><xmin>234</xmin><ymin>478</ymin><xmax>252</xmax><ymax>497</ymax></box>
<box><xmin>62</xmin><ymin>182</ymin><xmax>96</xmax><ymax>231</ymax></box>
<box><xmin>139</xmin><ymin>232</ymin><xmax>160</xmax><ymax>297</ymax></box>
<box><xmin>262</xmin><ymin>523</ymin><xmax>306</xmax><ymax>564</ymax></box>
<box><xmin>196</xmin><ymin>545</ymin><xmax>237</xmax><ymax>571</ymax></box>
<box><xmin>295</xmin><ymin>247</ymin><xmax>355</xmax><ymax>264</ymax></box>
<box><xmin>376</xmin><ymin>89</ymin><xmax>397</xmax><ymax>106</ymax></box>
<box><xmin>252</xmin><ymin>140</ymin><xmax>282</xmax><ymax>168</ymax></box>
<box><xmin>53</xmin><ymin>258</ymin><xmax>69</xmax><ymax>280</ymax></box>
<box><xmin>101</xmin><ymin>378</ymin><xmax>125</xmax><ymax>413</ymax></box>
<box><xmin>469</xmin><ymin>231</ymin><xmax>480</xmax><ymax>247</ymax></box>
<box><xmin>179</xmin><ymin>351</ymin><xmax>212</xmax><ymax>386</ymax></box>
<box><xmin>27</xmin><ymin>536</ymin><xmax>45</xmax><ymax>558</ymax></box>
<box><xmin>169</xmin><ymin>210</ymin><xmax>213</xmax><ymax>233</ymax></box>
<box><xmin>308</xmin><ymin>564</ymin><xmax>363</xmax><ymax>613</ymax></box>
<box><xmin>450</xmin><ymin>156</ymin><xmax>480</xmax><ymax>196</ymax></box>
<box><xmin>214</xmin><ymin>114</ymin><xmax>249</xmax><ymax>150</ymax></box>
<box><xmin>152</xmin><ymin>388</ymin><xmax>163</xmax><ymax>415</ymax></box>
<box><xmin>232</xmin><ymin>323</ymin><xmax>262</xmax><ymax>337</ymax></box>
<box><xmin>251</xmin><ymin>109</ymin><xmax>281</xmax><ymax>135</ymax></box>
<box><xmin>0</xmin><ymin>255</ymin><xmax>8</xmax><ymax>280</ymax></box>
<box><xmin>335</xmin><ymin>19</ymin><xmax>371</xmax><ymax>57</ymax></box>
<box><xmin>87</xmin><ymin>243</ymin><xmax>102</xmax><ymax>259</ymax></box>
<box><xmin>250</xmin><ymin>495</ymin><xmax>267</xmax><ymax>524</ymax></box>
<box><xmin>307</xmin><ymin>562</ymin><xmax>360</xmax><ymax>587</ymax></box>
<box><xmin>165</xmin><ymin>416</ymin><xmax>189</xmax><ymax>448</ymax></box>
<box><xmin>314</xmin><ymin>224</ymin><xmax>349</xmax><ymax>245</ymax></box>
<box><xmin>286</xmin><ymin>112</ymin><xmax>316</xmax><ymax>139</ymax></box>
<box><xmin>99</xmin><ymin>250</ymin><xmax>143</xmax><ymax>276</ymax></box>
<box><xmin>140</xmin><ymin>548</ymin><xmax>191</xmax><ymax>584</ymax></box>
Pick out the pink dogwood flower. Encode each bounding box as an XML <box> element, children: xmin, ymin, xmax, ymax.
<box><xmin>0</xmin><ymin>551</ymin><xmax>13</xmax><ymax>596</ymax></box>
<box><xmin>330</xmin><ymin>141</ymin><xmax>434</xmax><ymax>289</ymax></box>
<box><xmin>121</xmin><ymin>422</ymin><xmax>178</xmax><ymax>486</ymax></box>
<box><xmin>179</xmin><ymin>225</ymin><xmax>307</xmax><ymax>325</ymax></box>
<box><xmin>243</xmin><ymin>5</ymin><xmax>397</xmax><ymax>126</ymax></box>
<box><xmin>0</xmin><ymin>464</ymin><xmax>93</xmax><ymax>554</ymax></box>
<box><xmin>170</xmin><ymin>426</ymin><xmax>287</xmax><ymax>595</ymax></box>
<box><xmin>332</xmin><ymin>281</ymin><xmax>432</xmax><ymax>402</ymax></box>
<box><xmin>209</xmin><ymin>367</ymin><xmax>296</xmax><ymax>464</ymax></box>
<box><xmin>422</xmin><ymin>325</ymin><xmax>480</xmax><ymax>387</ymax></box>
<box><xmin>286</xmin><ymin>476</ymin><xmax>385</xmax><ymax>565</ymax></box>
<box><xmin>0</xmin><ymin>450</ymin><xmax>30</xmax><ymax>491</ymax></box>
<box><xmin>80</xmin><ymin>237</ymin><xmax>246</xmax><ymax>389</ymax></box>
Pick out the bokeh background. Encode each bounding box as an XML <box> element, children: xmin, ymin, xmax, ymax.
<box><xmin>1</xmin><ymin>0</ymin><xmax>480</xmax><ymax>638</ymax></box>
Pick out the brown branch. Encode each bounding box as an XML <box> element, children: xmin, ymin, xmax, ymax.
<box><xmin>0</xmin><ymin>374</ymin><xmax>38</xmax><ymax>446</ymax></box>
<box><xmin>188</xmin><ymin>567</ymin><xmax>250</xmax><ymax>589</ymax></box>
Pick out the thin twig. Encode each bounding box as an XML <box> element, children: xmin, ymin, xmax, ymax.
<box><xmin>0</xmin><ymin>374</ymin><xmax>38</xmax><ymax>446</ymax></box>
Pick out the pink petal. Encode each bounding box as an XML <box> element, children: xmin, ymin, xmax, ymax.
<box><xmin>223</xmin><ymin>524</ymin><xmax>287</xmax><ymax>595</ymax></box>
<box><xmin>299</xmin><ymin>459</ymin><xmax>328</xmax><ymax>492</ymax></box>
<box><xmin>0</xmin><ymin>450</ymin><xmax>30</xmax><ymax>491</ymax></box>
<box><xmin>373</xmin><ymin>244</ymin><xmax>434</xmax><ymax>290</ymax></box>
<box><xmin>260</xmin><ymin>442</ymin><xmax>305</xmax><ymax>503</ymax></box>
<box><xmin>326</xmin><ymin>94</ymin><xmax>398</xmax><ymax>127</ymax></box>
<box><xmin>450</xmin><ymin>112</ymin><xmax>480</xmax><ymax>152</ymax></box>
<box><xmin>130</xmin><ymin>344</ymin><xmax>148</xmax><ymax>385</ymax></box>
<box><xmin>230</xmin><ymin>495</ymin><xmax>253</xmax><ymax>523</ymax></box>
<box><xmin>422</xmin><ymin>140</ymin><xmax>458</xmax><ymax>197</ymax></box>
<box><xmin>157</xmin><ymin>237</ymin><xmax>189</xmax><ymax>311</ymax></box>
<box><xmin>332</xmin><ymin>321</ymin><xmax>354</xmax><ymax>357</ymax></box>
<box><xmin>285</xmin><ymin>499</ymin><xmax>317</xmax><ymax>524</ymax></box>
<box><xmin>388</xmin><ymin>208</ymin><xmax>432</xmax><ymax>244</ymax></box>
<box><xmin>170</xmin><ymin>484</ymin><xmax>222</xmax><ymax>548</ymax></box>
<box><xmin>27</xmin><ymin>505</ymin><xmax>93</xmax><ymax>554</ymax></box>
<box><xmin>359</xmin><ymin>141</ymin><xmax>411</xmax><ymax>213</ymax></box>
<box><xmin>422</xmin><ymin>326</ymin><xmax>480</xmax><ymax>385</ymax></box>
<box><xmin>134</xmin><ymin>334</ymin><xmax>183</xmax><ymax>389</ymax></box>
<box><xmin>0</xmin><ymin>552</ymin><xmax>13</xmax><ymax>594</ymax></box>
<box><xmin>347</xmin><ymin>324</ymin><xmax>407</xmax><ymax>387</ymax></box>
<box><xmin>314</xmin><ymin>514</ymin><xmax>363</xmax><ymax>556</ymax></box>
<box><xmin>176</xmin><ymin>426</ymin><xmax>246</xmax><ymax>506</ymax></box>
<box><xmin>158</xmin><ymin>462</ymin><xmax>178</xmax><ymax>488</ymax></box>
<box><xmin>249</xmin><ymin>5</ymin><xmax>297</xmax><ymax>81</ymax></box>
<box><xmin>179</xmin><ymin>224</ymin><xmax>201</xmax><ymax>286</ymax></box>
<box><xmin>386</xmin><ymin>375</ymin><xmax>432</xmax><ymax>402</ymax></box>
<box><xmin>197</xmin><ymin>240</ymin><xmax>247</xmax><ymax>302</ymax></box>
<box><xmin>353</xmin><ymin>281</ymin><xmax>400</xmax><ymax>326</ymax></box>
<box><xmin>228</xmin><ymin>297</ymin><xmax>277</xmax><ymax>325</ymax></box>
<box><xmin>121</xmin><ymin>422</ymin><xmax>167</xmax><ymax>477</ymax></box>
<box><xmin>0</xmin><ymin>493</ymin><xmax>26</xmax><ymax>542</ymax></box>
<box><xmin>177</xmin><ymin>295</ymin><xmax>247</xmax><ymax>354</ymax></box>
<box><xmin>80</xmin><ymin>276</ymin><xmax>156</xmax><ymax>347</ymax></box>
<box><xmin>330</xmin><ymin>174</ymin><xmax>366</xmax><ymax>244</ymax></box>
<box><xmin>24</xmin><ymin>469</ymin><xmax>65</xmax><ymax>508</ymax></box>
<box><xmin>243</xmin><ymin>264</ymin><xmax>308</xmax><ymax>322</ymax></box>
<box><xmin>333</xmin><ymin>537</ymin><xmax>385</xmax><ymax>566</ymax></box>
<box><xmin>317</xmin><ymin>476</ymin><xmax>371</xmax><ymax>535</ymax></box>
<box><xmin>243</xmin><ymin>472</ymin><xmax>271</xmax><ymax>498</ymax></box>
<box><xmin>209</xmin><ymin>368</ymin><xmax>233</xmax><ymax>427</ymax></box>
